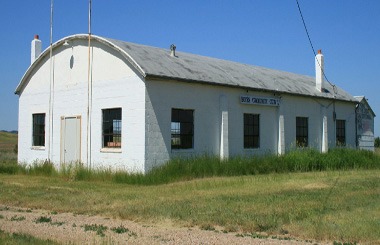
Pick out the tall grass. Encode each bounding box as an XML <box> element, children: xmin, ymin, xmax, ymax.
<box><xmin>1</xmin><ymin>148</ymin><xmax>379</xmax><ymax>185</ymax></box>
<box><xmin>129</xmin><ymin>148</ymin><xmax>379</xmax><ymax>185</ymax></box>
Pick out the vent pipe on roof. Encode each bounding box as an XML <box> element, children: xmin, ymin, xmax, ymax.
<box><xmin>31</xmin><ymin>35</ymin><xmax>42</xmax><ymax>64</ymax></box>
<box><xmin>315</xmin><ymin>49</ymin><xmax>325</xmax><ymax>92</ymax></box>
<box><xmin>170</xmin><ymin>44</ymin><xmax>176</xmax><ymax>57</ymax></box>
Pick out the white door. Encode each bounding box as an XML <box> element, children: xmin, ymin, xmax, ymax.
<box><xmin>61</xmin><ymin>116</ymin><xmax>81</xmax><ymax>163</ymax></box>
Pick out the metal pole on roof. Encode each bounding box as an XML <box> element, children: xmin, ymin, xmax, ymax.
<box><xmin>48</xmin><ymin>0</ymin><xmax>54</xmax><ymax>162</ymax></box>
<box><xmin>86</xmin><ymin>0</ymin><xmax>93</xmax><ymax>168</ymax></box>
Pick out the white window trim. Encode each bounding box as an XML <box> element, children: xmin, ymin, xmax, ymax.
<box><xmin>100</xmin><ymin>148</ymin><xmax>122</xmax><ymax>153</ymax></box>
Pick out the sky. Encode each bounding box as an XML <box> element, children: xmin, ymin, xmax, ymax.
<box><xmin>0</xmin><ymin>0</ymin><xmax>379</xmax><ymax>136</ymax></box>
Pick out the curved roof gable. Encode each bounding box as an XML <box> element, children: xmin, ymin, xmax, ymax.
<box><xmin>15</xmin><ymin>34</ymin><xmax>356</xmax><ymax>103</ymax></box>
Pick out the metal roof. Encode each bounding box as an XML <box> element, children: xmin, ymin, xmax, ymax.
<box><xmin>16</xmin><ymin>34</ymin><xmax>357</xmax><ymax>103</ymax></box>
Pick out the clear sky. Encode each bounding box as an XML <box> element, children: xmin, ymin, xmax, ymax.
<box><xmin>0</xmin><ymin>0</ymin><xmax>379</xmax><ymax>136</ymax></box>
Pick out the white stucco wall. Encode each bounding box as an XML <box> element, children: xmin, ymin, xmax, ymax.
<box><xmin>18</xmin><ymin>39</ymin><xmax>146</xmax><ymax>172</ymax></box>
<box><xmin>144</xmin><ymin>79</ymin><xmax>357</xmax><ymax>171</ymax></box>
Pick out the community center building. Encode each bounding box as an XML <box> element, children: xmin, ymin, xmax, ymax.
<box><xmin>15</xmin><ymin>34</ymin><xmax>375</xmax><ymax>173</ymax></box>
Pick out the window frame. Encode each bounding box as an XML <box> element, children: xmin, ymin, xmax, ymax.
<box><xmin>32</xmin><ymin>113</ymin><xmax>46</xmax><ymax>147</ymax></box>
<box><xmin>171</xmin><ymin>108</ymin><xmax>194</xmax><ymax>150</ymax></box>
<box><xmin>102</xmin><ymin>108</ymin><xmax>122</xmax><ymax>149</ymax></box>
<box><xmin>336</xmin><ymin>119</ymin><xmax>346</xmax><ymax>146</ymax></box>
<box><xmin>296</xmin><ymin>117</ymin><xmax>308</xmax><ymax>147</ymax></box>
<box><xmin>244</xmin><ymin>113</ymin><xmax>260</xmax><ymax>149</ymax></box>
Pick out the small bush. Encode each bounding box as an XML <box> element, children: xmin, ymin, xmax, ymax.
<box><xmin>10</xmin><ymin>215</ymin><xmax>26</xmax><ymax>222</ymax></box>
<box><xmin>35</xmin><ymin>216</ymin><xmax>52</xmax><ymax>223</ymax></box>
<box><xmin>111</xmin><ymin>225</ymin><xmax>129</xmax><ymax>234</ymax></box>
<box><xmin>375</xmin><ymin>137</ymin><xmax>380</xmax><ymax>148</ymax></box>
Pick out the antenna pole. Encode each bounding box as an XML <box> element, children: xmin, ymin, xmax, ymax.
<box><xmin>86</xmin><ymin>0</ymin><xmax>93</xmax><ymax>168</ymax></box>
<box><xmin>48</xmin><ymin>0</ymin><xmax>54</xmax><ymax>162</ymax></box>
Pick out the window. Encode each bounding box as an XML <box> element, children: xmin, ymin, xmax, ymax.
<box><xmin>336</xmin><ymin>120</ymin><xmax>346</xmax><ymax>146</ymax></box>
<box><xmin>244</xmin><ymin>113</ymin><xmax>260</xmax><ymax>148</ymax></box>
<box><xmin>32</xmin><ymin>113</ymin><xmax>45</xmax><ymax>146</ymax></box>
<box><xmin>102</xmin><ymin>108</ymin><xmax>122</xmax><ymax>148</ymax></box>
<box><xmin>171</xmin><ymin>109</ymin><xmax>194</xmax><ymax>149</ymax></box>
<box><xmin>296</xmin><ymin>117</ymin><xmax>308</xmax><ymax>147</ymax></box>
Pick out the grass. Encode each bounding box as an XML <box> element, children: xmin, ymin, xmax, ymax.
<box><xmin>0</xmin><ymin>131</ymin><xmax>17</xmax><ymax>152</ymax></box>
<box><xmin>0</xmin><ymin>229</ymin><xmax>58</xmax><ymax>245</ymax></box>
<box><xmin>1</xmin><ymin>148</ymin><xmax>379</xmax><ymax>185</ymax></box>
<box><xmin>0</xmin><ymin>143</ymin><xmax>379</xmax><ymax>243</ymax></box>
<box><xmin>0</xmin><ymin>170</ymin><xmax>378</xmax><ymax>244</ymax></box>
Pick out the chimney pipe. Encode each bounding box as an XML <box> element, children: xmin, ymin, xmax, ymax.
<box><xmin>31</xmin><ymin>35</ymin><xmax>42</xmax><ymax>64</ymax></box>
<box><xmin>170</xmin><ymin>44</ymin><xmax>176</xmax><ymax>57</ymax></box>
<box><xmin>315</xmin><ymin>49</ymin><xmax>324</xmax><ymax>92</ymax></box>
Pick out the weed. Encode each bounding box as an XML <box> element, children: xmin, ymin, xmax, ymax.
<box><xmin>35</xmin><ymin>216</ymin><xmax>52</xmax><ymax>223</ymax></box>
<box><xmin>0</xmin><ymin>206</ymin><xmax>9</xmax><ymax>211</ymax></box>
<box><xmin>333</xmin><ymin>242</ymin><xmax>357</xmax><ymax>245</ymax></box>
<box><xmin>10</xmin><ymin>215</ymin><xmax>26</xmax><ymax>221</ymax></box>
<box><xmin>200</xmin><ymin>224</ymin><xmax>215</xmax><ymax>231</ymax></box>
<box><xmin>111</xmin><ymin>225</ymin><xmax>129</xmax><ymax>234</ymax></box>
<box><xmin>83</xmin><ymin>224</ymin><xmax>108</xmax><ymax>237</ymax></box>
<box><xmin>0</xmin><ymin>215</ymin><xmax>4</xmax><ymax>219</ymax></box>
<box><xmin>249</xmin><ymin>232</ymin><xmax>269</xmax><ymax>239</ymax></box>
<box><xmin>51</xmin><ymin>221</ymin><xmax>65</xmax><ymax>226</ymax></box>
<box><xmin>50</xmin><ymin>211</ymin><xmax>58</xmax><ymax>215</ymax></box>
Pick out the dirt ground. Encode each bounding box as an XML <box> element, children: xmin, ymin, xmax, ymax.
<box><xmin>0</xmin><ymin>205</ymin><xmax>320</xmax><ymax>244</ymax></box>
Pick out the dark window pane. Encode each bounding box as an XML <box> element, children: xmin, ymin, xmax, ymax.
<box><xmin>296</xmin><ymin>117</ymin><xmax>308</xmax><ymax>147</ymax></box>
<box><xmin>171</xmin><ymin>109</ymin><xmax>194</xmax><ymax>149</ymax></box>
<box><xmin>244</xmin><ymin>114</ymin><xmax>260</xmax><ymax>149</ymax></box>
<box><xmin>336</xmin><ymin>120</ymin><xmax>346</xmax><ymax>146</ymax></box>
<box><xmin>102</xmin><ymin>108</ymin><xmax>122</xmax><ymax>148</ymax></box>
<box><xmin>32</xmin><ymin>113</ymin><xmax>45</xmax><ymax>146</ymax></box>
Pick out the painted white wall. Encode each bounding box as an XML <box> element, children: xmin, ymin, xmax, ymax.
<box><xmin>144</xmin><ymin>80</ymin><xmax>357</xmax><ymax>171</ymax></box>
<box><xmin>18</xmin><ymin>39</ymin><xmax>146</xmax><ymax>172</ymax></box>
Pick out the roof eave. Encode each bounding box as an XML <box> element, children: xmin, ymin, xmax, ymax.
<box><xmin>145</xmin><ymin>74</ymin><xmax>357</xmax><ymax>104</ymax></box>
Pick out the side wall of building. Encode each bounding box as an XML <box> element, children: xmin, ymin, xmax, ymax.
<box><xmin>144</xmin><ymin>79</ymin><xmax>357</xmax><ymax>171</ymax></box>
<box><xmin>356</xmin><ymin>100</ymin><xmax>375</xmax><ymax>151</ymax></box>
<box><xmin>18</xmin><ymin>39</ymin><xmax>146</xmax><ymax>172</ymax></box>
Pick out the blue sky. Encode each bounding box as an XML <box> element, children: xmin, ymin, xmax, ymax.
<box><xmin>0</xmin><ymin>0</ymin><xmax>379</xmax><ymax>136</ymax></box>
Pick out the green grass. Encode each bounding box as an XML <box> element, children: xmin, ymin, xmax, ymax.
<box><xmin>2</xmin><ymin>148</ymin><xmax>379</xmax><ymax>186</ymax></box>
<box><xmin>0</xmin><ymin>170</ymin><xmax>378</xmax><ymax>244</ymax></box>
<box><xmin>0</xmin><ymin>229</ymin><xmax>58</xmax><ymax>245</ymax></box>
<box><xmin>0</xmin><ymin>131</ymin><xmax>18</xmax><ymax>172</ymax></box>
<box><xmin>0</xmin><ymin>145</ymin><xmax>379</xmax><ymax>243</ymax></box>
<box><xmin>0</xmin><ymin>131</ymin><xmax>17</xmax><ymax>148</ymax></box>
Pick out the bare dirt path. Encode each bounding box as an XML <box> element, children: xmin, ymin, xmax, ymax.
<box><xmin>0</xmin><ymin>205</ymin><xmax>317</xmax><ymax>244</ymax></box>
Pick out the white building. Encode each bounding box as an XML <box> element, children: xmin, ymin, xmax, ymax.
<box><xmin>15</xmin><ymin>34</ymin><xmax>372</xmax><ymax>173</ymax></box>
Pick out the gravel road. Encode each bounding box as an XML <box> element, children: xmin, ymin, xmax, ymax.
<box><xmin>0</xmin><ymin>205</ymin><xmax>320</xmax><ymax>244</ymax></box>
